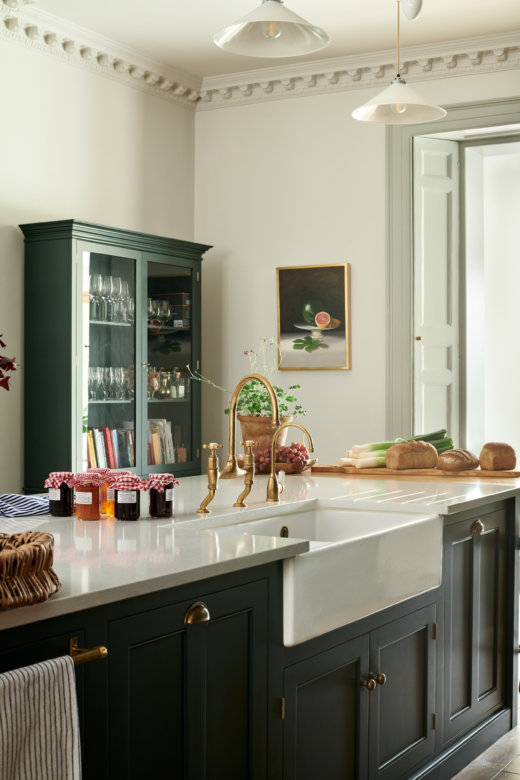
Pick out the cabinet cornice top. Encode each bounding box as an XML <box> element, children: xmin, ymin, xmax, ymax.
<box><xmin>19</xmin><ymin>219</ymin><xmax>212</xmax><ymax>259</ymax></box>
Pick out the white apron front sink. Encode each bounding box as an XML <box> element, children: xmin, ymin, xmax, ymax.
<box><xmin>212</xmin><ymin>507</ymin><xmax>442</xmax><ymax>645</ymax></box>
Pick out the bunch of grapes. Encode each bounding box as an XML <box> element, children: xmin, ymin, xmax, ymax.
<box><xmin>276</xmin><ymin>442</ymin><xmax>310</xmax><ymax>466</ymax></box>
<box><xmin>253</xmin><ymin>441</ymin><xmax>310</xmax><ymax>474</ymax></box>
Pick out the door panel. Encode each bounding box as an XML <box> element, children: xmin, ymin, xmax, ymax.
<box><xmin>413</xmin><ymin>137</ymin><xmax>460</xmax><ymax>441</ymax></box>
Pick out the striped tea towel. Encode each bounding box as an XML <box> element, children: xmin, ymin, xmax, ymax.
<box><xmin>0</xmin><ymin>494</ymin><xmax>49</xmax><ymax>518</ymax></box>
<box><xmin>0</xmin><ymin>655</ymin><xmax>81</xmax><ymax>780</ymax></box>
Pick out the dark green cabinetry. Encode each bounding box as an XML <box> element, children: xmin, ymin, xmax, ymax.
<box><xmin>282</xmin><ymin>604</ymin><xmax>437</xmax><ymax>780</ymax></box>
<box><xmin>20</xmin><ymin>220</ymin><xmax>211</xmax><ymax>491</ymax></box>
<box><xmin>0</xmin><ymin>566</ymin><xmax>271</xmax><ymax>780</ymax></box>
<box><xmin>442</xmin><ymin>506</ymin><xmax>506</xmax><ymax>746</ymax></box>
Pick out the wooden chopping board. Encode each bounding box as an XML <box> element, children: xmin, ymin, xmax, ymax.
<box><xmin>311</xmin><ymin>464</ymin><xmax>520</xmax><ymax>478</ymax></box>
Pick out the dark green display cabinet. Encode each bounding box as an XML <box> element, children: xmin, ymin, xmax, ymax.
<box><xmin>20</xmin><ymin>220</ymin><xmax>211</xmax><ymax>492</ymax></box>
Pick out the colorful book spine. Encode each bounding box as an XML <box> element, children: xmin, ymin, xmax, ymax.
<box><xmin>103</xmin><ymin>427</ymin><xmax>115</xmax><ymax>469</ymax></box>
<box><xmin>87</xmin><ymin>430</ymin><xmax>97</xmax><ymax>468</ymax></box>
<box><xmin>111</xmin><ymin>429</ymin><xmax>120</xmax><ymax>469</ymax></box>
<box><xmin>93</xmin><ymin>428</ymin><xmax>107</xmax><ymax>468</ymax></box>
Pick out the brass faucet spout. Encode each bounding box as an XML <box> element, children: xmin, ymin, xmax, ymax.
<box><xmin>266</xmin><ymin>423</ymin><xmax>314</xmax><ymax>502</ymax></box>
<box><xmin>220</xmin><ymin>374</ymin><xmax>280</xmax><ymax>479</ymax></box>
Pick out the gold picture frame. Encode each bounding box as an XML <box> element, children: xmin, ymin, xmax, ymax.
<box><xmin>276</xmin><ymin>263</ymin><xmax>351</xmax><ymax>370</ymax></box>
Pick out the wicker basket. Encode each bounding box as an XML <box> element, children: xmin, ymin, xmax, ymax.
<box><xmin>0</xmin><ymin>532</ymin><xmax>61</xmax><ymax>610</ymax></box>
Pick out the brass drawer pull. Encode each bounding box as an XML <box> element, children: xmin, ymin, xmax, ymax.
<box><xmin>471</xmin><ymin>519</ymin><xmax>485</xmax><ymax>535</ymax></box>
<box><xmin>69</xmin><ymin>636</ymin><xmax>108</xmax><ymax>666</ymax></box>
<box><xmin>184</xmin><ymin>601</ymin><xmax>211</xmax><ymax>625</ymax></box>
<box><xmin>374</xmin><ymin>673</ymin><xmax>387</xmax><ymax>686</ymax></box>
<box><xmin>361</xmin><ymin>677</ymin><xmax>377</xmax><ymax>691</ymax></box>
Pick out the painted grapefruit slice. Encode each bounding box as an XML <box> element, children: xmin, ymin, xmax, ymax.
<box><xmin>315</xmin><ymin>311</ymin><xmax>331</xmax><ymax>329</ymax></box>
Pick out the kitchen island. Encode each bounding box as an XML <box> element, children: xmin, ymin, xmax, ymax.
<box><xmin>0</xmin><ymin>473</ymin><xmax>519</xmax><ymax>779</ymax></box>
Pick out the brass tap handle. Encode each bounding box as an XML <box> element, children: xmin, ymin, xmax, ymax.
<box><xmin>241</xmin><ymin>440</ymin><xmax>258</xmax><ymax>469</ymax></box>
<box><xmin>233</xmin><ymin>440</ymin><xmax>259</xmax><ymax>507</ymax></box>
<box><xmin>197</xmin><ymin>444</ymin><xmax>223</xmax><ymax>514</ymax></box>
<box><xmin>374</xmin><ymin>673</ymin><xmax>387</xmax><ymax>686</ymax></box>
<box><xmin>471</xmin><ymin>519</ymin><xmax>485</xmax><ymax>535</ymax></box>
<box><xmin>361</xmin><ymin>677</ymin><xmax>377</xmax><ymax>691</ymax></box>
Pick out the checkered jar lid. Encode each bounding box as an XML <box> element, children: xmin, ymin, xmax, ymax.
<box><xmin>111</xmin><ymin>474</ymin><xmax>146</xmax><ymax>491</ymax></box>
<box><xmin>87</xmin><ymin>468</ymin><xmax>111</xmax><ymax>479</ymax></box>
<box><xmin>74</xmin><ymin>472</ymin><xmax>105</xmax><ymax>487</ymax></box>
<box><xmin>44</xmin><ymin>472</ymin><xmax>75</xmax><ymax>489</ymax></box>
<box><xmin>146</xmin><ymin>473</ymin><xmax>180</xmax><ymax>493</ymax></box>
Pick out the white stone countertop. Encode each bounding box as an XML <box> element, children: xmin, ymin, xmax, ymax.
<box><xmin>1</xmin><ymin>472</ymin><xmax>519</xmax><ymax>630</ymax></box>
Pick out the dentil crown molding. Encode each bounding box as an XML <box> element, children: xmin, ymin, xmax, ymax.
<box><xmin>1</xmin><ymin>0</ymin><xmax>519</xmax><ymax>112</ymax></box>
<box><xmin>199</xmin><ymin>30</ymin><xmax>520</xmax><ymax>110</ymax></box>
<box><xmin>0</xmin><ymin>0</ymin><xmax>202</xmax><ymax>108</ymax></box>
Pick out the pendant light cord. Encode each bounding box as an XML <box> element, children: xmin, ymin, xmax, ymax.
<box><xmin>396</xmin><ymin>0</ymin><xmax>401</xmax><ymax>77</ymax></box>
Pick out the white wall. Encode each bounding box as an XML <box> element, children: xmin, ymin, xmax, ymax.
<box><xmin>195</xmin><ymin>70</ymin><xmax>520</xmax><ymax>464</ymax></box>
<box><xmin>483</xmin><ymin>145</ymin><xmax>520</xmax><ymax>452</ymax></box>
<box><xmin>0</xmin><ymin>39</ymin><xmax>195</xmax><ymax>492</ymax></box>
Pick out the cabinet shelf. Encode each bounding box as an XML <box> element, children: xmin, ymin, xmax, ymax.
<box><xmin>89</xmin><ymin>399</ymin><xmax>133</xmax><ymax>405</ymax></box>
<box><xmin>148</xmin><ymin>398</ymin><xmax>190</xmax><ymax>403</ymax></box>
<box><xmin>90</xmin><ymin>320</ymin><xmax>132</xmax><ymax>327</ymax></box>
<box><xmin>148</xmin><ymin>325</ymin><xmax>190</xmax><ymax>334</ymax></box>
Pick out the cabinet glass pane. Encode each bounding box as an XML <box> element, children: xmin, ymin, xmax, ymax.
<box><xmin>147</xmin><ymin>262</ymin><xmax>192</xmax><ymax>466</ymax></box>
<box><xmin>81</xmin><ymin>252</ymin><xmax>136</xmax><ymax>472</ymax></box>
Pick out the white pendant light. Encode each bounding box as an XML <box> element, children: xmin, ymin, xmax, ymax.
<box><xmin>213</xmin><ymin>0</ymin><xmax>330</xmax><ymax>58</ymax></box>
<box><xmin>402</xmin><ymin>0</ymin><xmax>422</xmax><ymax>20</ymax></box>
<box><xmin>352</xmin><ymin>1</ymin><xmax>446</xmax><ymax>125</ymax></box>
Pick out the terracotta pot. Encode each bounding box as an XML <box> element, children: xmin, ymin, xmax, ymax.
<box><xmin>237</xmin><ymin>415</ymin><xmax>293</xmax><ymax>456</ymax></box>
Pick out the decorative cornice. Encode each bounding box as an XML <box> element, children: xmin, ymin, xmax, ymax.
<box><xmin>198</xmin><ymin>30</ymin><xmax>520</xmax><ymax>110</ymax></box>
<box><xmin>0</xmin><ymin>0</ymin><xmax>202</xmax><ymax>109</ymax></box>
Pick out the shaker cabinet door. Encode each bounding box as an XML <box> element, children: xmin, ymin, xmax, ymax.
<box><xmin>443</xmin><ymin>508</ymin><xmax>506</xmax><ymax>745</ymax></box>
<box><xmin>107</xmin><ymin>579</ymin><xmax>269</xmax><ymax>780</ymax></box>
<box><xmin>283</xmin><ymin>635</ymin><xmax>370</xmax><ymax>780</ymax></box>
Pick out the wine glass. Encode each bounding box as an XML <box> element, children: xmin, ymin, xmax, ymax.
<box><xmin>89</xmin><ymin>275</ymin><xmax>103</xmax><ymax>321</ymax></box>
<box><xmin>113</xmin><ymin>366</ymin><xmax>125</xmax><ymax>400</ymax></box>
<box><xmin>100</xmin><ymin>276</ymin><xmax>113</xmax><ymax>322</ymax></box>
<box><xmin>111</xmin><ymin>277</ymin><xmax>123</xmax><ymax>323</ymax></box>
<box><xmin>88</xmin><ymin>366</ymin><xmax>99</xmax><ymax>400</ymax></box>
<box><xmin>121</xmin><ymin>281</ymin><xmax>131</xmax><ymax>324</ymax></box>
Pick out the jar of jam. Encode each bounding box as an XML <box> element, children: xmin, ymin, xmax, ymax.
<box><xmin>44</xmin><ymin>471</ymin><xmax>75</xmax><ymax>517</ymax></box>
<box><xmin>106</xmin><ymin>470</ymin><xmax>132</xmax><ymax>517</ymax></box>
<box><xmin>113</xmin><ymin>474</ymin><xmax>144</xmax><ymax>521</ymax></box>
<box><xmin>87</xmin><ymin>467</ymin><xmax>111</xmax><ymax>515</ymax></box>
<box><xmin>147</xmin><ymin>473</ymin><xmax>180</xmax><ymax>518</ymax></box>
<box><xmin>73</xmin><ymin>472</ymin><xmax>104</xmax><ymax>521</ymax></box>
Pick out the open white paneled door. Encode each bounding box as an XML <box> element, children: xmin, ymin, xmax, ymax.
<box><xmin>412</xmin><ymin>137</ymin><xmax>460</xmax><ymax>442</ymax></box>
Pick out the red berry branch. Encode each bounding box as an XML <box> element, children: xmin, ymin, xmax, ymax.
<box><xmin>0</xmin><ymin>335</ymin><xmax>18</xmax><ymax>392</ymax></box>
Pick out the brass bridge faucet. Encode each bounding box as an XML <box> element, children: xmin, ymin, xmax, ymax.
<box><xmin>234</xmin><ymin>440</ymin><xmax>259</xmax><ymax>508</ymax></box>
<box><xmin>220</xmin><ymin>373</ymin><xmax>280</xmax><ymax>479</ymax></box>
<box><xmin>267</xmin><ymin>423</ymin><xmax>314</xmax><ymax>503</ymax></box>
<box><xmin>197</xmin><ymin>443</ymin><xmax>223</xmax><ymax>514</ymax></box>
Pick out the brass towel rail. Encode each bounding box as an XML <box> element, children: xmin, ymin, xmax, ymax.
<box><xmin>69</xmin><ymin>636</ymin><xmax>108</xmax><ymax>666</ymax></box>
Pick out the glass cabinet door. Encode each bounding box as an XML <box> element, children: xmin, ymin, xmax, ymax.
<box><xmin>80</xmin><ymin>250</ymin><xmax>137</xmax><ymax>472</ymax></box>
<box><xmin>146</xmin><ymin>261</ymin><xmax>193</xmax><ymax>469</ymax></box>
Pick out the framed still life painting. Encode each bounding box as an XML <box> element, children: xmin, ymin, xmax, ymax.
<box><xmin>276</xmin><ymin>263</ymin><xmax>351</xmax><ymax>370</ymax></box>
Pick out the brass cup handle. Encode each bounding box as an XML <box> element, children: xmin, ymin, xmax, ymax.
<box><xmin>184</xmin><ymin>601</ymin><xmax>211</xmax><ymax>625</ymax></box>
<box><xmin>374</xmin><ymin>673</ymin><xmax>387</xmax><ymax>686</ymax></box>
<box><xmin>471</xmin><ymin>519</ymin><xmax>485</xmax><ymax>535</ymax></box>
<box><xmin>361</xmin><ymin>678</ymin><xmax>377</xmax><ymax>691</ymax></box>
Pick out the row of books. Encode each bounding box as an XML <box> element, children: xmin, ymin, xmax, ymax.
<box><xmin>87</xmin><ymin>427</ymin><xmax>136</xmax><ymax>469</ymax></box>
<box><xmin>148</xmin><ymin>419</ymin><xmax>175</xmax><ymax>465</ymax></box>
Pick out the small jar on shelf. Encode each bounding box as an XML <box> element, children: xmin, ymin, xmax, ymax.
<box><xmin>73</xmin><ymin>472</ymin><xmax>105</xmax><ymax>521</ymax></box>
<box><xmin>147</xmin><ymin>473</ymin><xmax>180</xmax><ymax>518</ymax></box>
<box><xmin>112</xmin><ymin>473</ymin><xmax>145</xmax><ymax>521</ymax></box>
<box><xmin>44</xmin><ymin>471</ymin><xmax>75</xmax><ymax>517</ymax></box>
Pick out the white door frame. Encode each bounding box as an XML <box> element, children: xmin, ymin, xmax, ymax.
<box><xmin>386</xmin><ymin>96</ymin><xmax>520</xmax><ymax>440</ymax></box>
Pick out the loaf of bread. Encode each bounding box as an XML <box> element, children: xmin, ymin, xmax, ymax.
<box><xmin>437</xmin><ymin>449</ymin><xmax>478</xmax><ymax>471</ymax></box>
<box><xmin>479</xmin><ymin>442</ymin><xmax>516</xmax><ymax>471</ymax></box>
<box><xmin>386</xmin><ymin>440</ymin><xmax>438</xmax><ymax>470</ymax></box>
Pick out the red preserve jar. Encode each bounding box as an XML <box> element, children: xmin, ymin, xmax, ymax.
<box><xmin>87</xmin><ymin>467</ymin><xmax>111</xmax><ymax>515</ymax></box>
<box><xmin>106</xmin><ymin>470</ymin><xmax>132</xmax><ymax>518</ymax></box>
<box><xmin>44</xmin><ymin>471</ymin><xmax>75</xmax><ymax>517</ymax></box>
<box><xmin>74</xmin><ymin>472</ymin><xmax>104</xmax><ymax>521</ymax></box>
<box><xmin>147</xmin><ymin>473</ymin><xmax>180</xmax><ymax>518</ymax></box>
<box><xmin>113</xmin><ymin>474</ymin><xmax>144</xmax><ymax>521</ymax></box>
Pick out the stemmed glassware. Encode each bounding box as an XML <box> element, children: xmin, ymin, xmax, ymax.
<box><xmin>89</xmin><ymin>275</ymin><xmax>103</xmax><ymax>321</ymax></box>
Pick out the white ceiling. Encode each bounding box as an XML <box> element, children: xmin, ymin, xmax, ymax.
<box><xmin>36</xmin><ymin>0</ymin><xmax>520</xmax><ymax>78</ymax></box>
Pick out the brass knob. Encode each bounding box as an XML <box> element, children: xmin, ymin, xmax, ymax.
<box><xmin>415</xmin><ymin>336</ymin><xmax>422</xmax><ymax>341</ymax></box>
<box><xmin>361</xmin><ymin>678</ymin><xmax>377</xmax><ymax>691</ymax></box>
<box><xmin>184</xmin><ymin>601</ymin><xmax>210</xmax><ymax>625</ymax></box>
<box><xmin>471</xmin><ymin>519</ymin><xmax>485</xmax><ymax>535</ymax></box>
<box><xmin>374</xmin><ymin>673</ymin><xmax>387</xmax><ymax>686</ymax></box>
